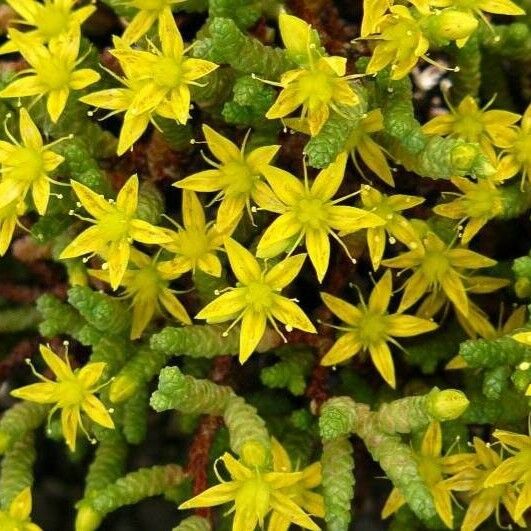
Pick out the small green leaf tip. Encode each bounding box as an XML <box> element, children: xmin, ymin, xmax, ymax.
<box><xmin>319</xmin><ymin>397</ymin><xmax>357</xmax><ymax>441</ymax></box>
<box><xmin>426</xmin><ymin>389</ymin><xmax>470</xmax><ymax>421</ymax></box>
<box><xmin>75</xmin><ymin>505</ymin><xmax>103</xmax><ymax>531</ymax></box>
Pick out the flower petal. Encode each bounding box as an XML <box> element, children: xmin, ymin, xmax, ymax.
<box><xmin>256</xmin><ymin>213</ymin><xmax>301</xmax><ymax>258</ymax></box>
<box><xmin>368</xmin><ymin>270</ymin><xmax>392</xmax><ymax>314</ymax></box>
<box><xmin>306</xmin><ymin>228</ymin><xmax>330</xmax><ymax>283</ymax></box>
<box><xmin>441</xmin><ymin>268</ymin><xmax>469</xmax><ymax>316</ymax></box>
<box><xmin>320</xmin><ymin>332</ymin><xmax>361</xmax><ymax>366</ymax></box>
<box><xmin>261</xmin><ymin>165</ymin><xmax>304</xmax><ymax>205</ymax></box>
<box><xmin>69</xmin><ymin>69</ymin><xmax>100</xmax><ymax>90</ymax></box>
<box><xmin>18</xmin><ymin>108</ymin><xmax>42</xmax><ymax>150</ymax></box>
<box><xmin>47</xmin><ymin>88</ymin><xmax>69</xmax><ymax>123</ymax></box>
<box><xmin>129</xmin><ymin>219</ymin><xmax>173</xmax><ymax>244</ymax></box>
<box><xmin>310</xmin><ymin>152</ymin><xmax>347</xmax><ymax>200</ymax></box>
<box><xmin>106</xmin><ymin>238</ymin><xmax>130</xmax><ymax>290</ymax></box>
<box><xmin>77</xmin><ymin>362</ymin><xmax>106</xmax><ymax>388</ymax></box>
<box><xmin>271</xmin><ymin>295</ymin><xmax>316</xmax><ymax>334</ymax></box>
<box><xmin>175</xmin><ymin>170</ymin><xmax>222</xmax><ymax>192</ymax></box>
<box><xmin>11</xmin><ymin>382</ymin><xmax>58</xmax><ymax>403</ymax></box>
<box><xmin>196</xmin><ymin>288</ymin><xmax>247</xmax><ymax>322</ymax></box>
<box><xmin>59</xmin><ymin>225</ymin><xmax>103</xmax><ymax>259</ymax></box>
<box><xmin>82</xmin><ymin>394</ymin><xmax>114</xmax><ymax>429</ymax></box>
<box><xmin>116</xmin><ymin>174</ymin><xmax>139</xmax><ymax>216</ymax></box>
<box><xmin>224</xmin><ymin>237</ymin><xmax>262</xmax><ymax>284</ymax></box>
<box><xmin>369</xmin><ymin>341</ymin><xmax>396</xmax><ymax>388</ymax></box>
<box><xmin>386</xmin><ymin>314</ymin><xmax>438</xmax><ymax>337</ymax></box>
<box><xmin>239</xmin><ymin>310</ymin><xmax>267</xmax><ymax>363</ymax></box>
<box><xmin>160</xmin><ymin>289</ymin><xmax>192</xmax><ymax>325</ymax></box>
<box><xmin>320</xmin><ymin>292</ymin><xmax>361</xmax><ymax>325</ymax></box>
<box><xmin>265</xmin><ymin>253</ymin><xmax>306</xmax><ymax>289</ymax></box>
<box><xmin>61</xmin><ymin>406</ymin><xmax>79</xmax><ymax>451</ymax></box>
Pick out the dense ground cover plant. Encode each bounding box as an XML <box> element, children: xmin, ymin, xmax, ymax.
<box><xmin>0</xmin><ymin>0</ymin><xmax>530</xmax><ymax>529</ymax></box>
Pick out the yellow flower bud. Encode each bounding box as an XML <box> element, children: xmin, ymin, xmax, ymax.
<box><xmin>240</xmin><ymin>440</ymin><xmax>268</xmax><ymax>468</ymax></box>
<box><xmin>109</xmin><ymin>374</ymin><xmax>138</xmax><ymax>404</ymax></box>
<box><xmin>432</xmin><ymin>9</ymin><xmax>478</xmax><ymax>41</ymax></box>
<box><xmin>75</xmin><ymin>505</ymin><xmax>102</xmax><ymax>531</ymax></box>
<box><xmin>450</xmin><ymin>143</ymin><xmax>479</xmax><ymax>171</ymax></box>
<box><xmin>426</xmin><ymin>389</ymin><xmax>469</xmax><ymax>421</ymax></box>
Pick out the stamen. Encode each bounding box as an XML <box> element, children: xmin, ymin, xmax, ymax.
<box><xmin>250</xmin><ymin>73</ymin><xmax>284</xmax><ymax>88</ymax></box>
<box><xmin>328</xmin><ymin>230</ymin><xmax>357</xmax><ymax>264</ymax></box>
<box><xmin>25</xmin><ymin>358</ymin><xmax>52</xmax><ymax>383</ymax></box>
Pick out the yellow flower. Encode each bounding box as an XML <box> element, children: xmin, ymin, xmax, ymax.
<box><xmin>497</xmin><ymin>104</ymin><xmax>531</xmax><ymax>184</ymax></box>
<box><xmin>365</xmin><ymin>6</ymin><xmax>431</xmax><ymax>80</ymax></box>
<box><xmin>59</xmin><ymin>174</ymin><xmax>172</xmax><ymax>290</ymax></box>
<box><xmin>264</xmin><ymin>13</ymin><xmax>360</xmax><ymax>136</ymax></box>
<box><xmin>0</xmin><ymin>198</ymin><xmax>26</xmax><ymax>256</ymax></box>
<box><xmin>179</xmin><ymin>440</ymin><xmax>320</xmax><ymax>531</ymax></box>
<box><xmin>361</xmin><ymin>0</ymin><xmax>432</xmax><ymax>36</ymax></box>
<box><xmin>0</xmin><ymin>108</ymin><xmax>65</xmax><ymax>215</ymax></box>
<box><xmin>360</xmin><ymin>185</ymin><xmax>423</xmax><ymax>270</ymax></box>
<box><xmin>344</xmin><ymin>109</ymin><xmax>394</xmax><ymax>186</ymax></box>
<box><xmin>0</xmin><ymin>0</ymin><xmax>95</xmax><ymax>54</ymax></box>
<box><xmin>382</xmin><ymin>422</ymin><xmax>468</xmax><ymax>528</ymax></box>
<box><xmin>120</xmin><ymin>1</ymin><xmax>186</xmax><ymax>44</ymax></box>
<box><xmin>159</xmin><ymin>190</ymin><xmax>225</xmax><ymax>277</ymax></box>
<box><xmin>11</xmin><ymin>344</ymin><xmax>114</xmax><ymax>452</ymax></box>
<box><xmin>445</xmin><ymin>437</ymin><xmax>526</xmax><ymax>531</ymax></box>
<box><xmin>0</xmin><ymin>487</ymin><xmax>42</xmax><ymax>531</ymax></box>
<box><xmin>268</xmin><ymin>437</ymin><xmax>324</xmax><ymax>531</ymax></box>
<box><xmin>89</xmin><ymin>249</ymin><xmax>191</xmax><ymax>339</ymax></box>
<box><xmin>196</xmin><ymin>238</ymin><xmax>316</xmax><ymax>363</ymax></box>
<box><xmin>320</xmin><ymin>270</ymin><xmax>437</xmax><ymax>387</ymax></box>
<box><xmin>512</xmin><ymin>331</ymin><xmax>531</xmax><ymax>396</ymax></box>
<box><xmin>428</xmin><ymin>0</ymin><xmax>525</xmax><ymax>20</ymax></box>
<box><xmin>80</xmin><ymin>11</ymin><xmax>218</xmax><ymax>155</ymax></box>
<box><xmin>484</xmin><ymin>429</ymin><xmax>531</xmax><ymax>521</ymax></box>
<box><xmin>422</xmin><ymin>95</ymin><xmax>521</xmax><ymax>161</ymax></box>
<box><xmin>174</xmin><ymin>125</ymin><xmax>280</xmax><ymax>231</ymax></box>
<box><xmin>433</xmin><ymin>177</ymin><xmax>503</xmax><ymax>244</ymax></box>
<box><xmin>0</xmin><ymin>28</ymin><xmax>100</xmax><ymax>123</ymax></box>
<box><xmin>255</xmin><ymin>153</ymin><xmax>385</xmax><ymax>282</ymax></box>
<box><xmin>381</xmin><ymin>231</ymin><xmax>497</xmax><ymax>318</ymax></box>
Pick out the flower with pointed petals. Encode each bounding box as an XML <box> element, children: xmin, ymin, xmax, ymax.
<box><xmin>382</xmin><ymin>232</ymin><xmax>497</xmax><ymax>318</ymax></box>
<box><xmin>422</xmin><ymin>95</ymin><xmax>521</xmax><ymax>162</ymax></box>
<box><xmin>0</xmin><ymin>28</ymin><xmax>100</xmax><ymax>123</ymax></box>
<box><xmin>484</xmin><ymin>429</ymin><xmax>531</xmax><ymax>521</ymax></box>
<box><xmin>120</xmin><ymin>1</ymin><xmax>186</xmax><ymax>44</ymax></box>
<box><xmin>0</xmin><ymin>108</ymin><xmax>65</xmax><ymax>215</ymax></box>
<box><xmin>0</xmin><ymin>0</ymin><xmax>95</xmax><ymax>55</ymax></box>
<box><xmin>179</xmin><ymin>441</ymin><xmax>320</xmax><ymax>531</ymax></box>
<box><xmin>11</xmin><ymin>344</ymin><xmax>114</xmax><ymax>452</ymax></box>
<box><xmin>0</xmin><ymin>487</ymin><xmax>42</xmax><ymax>531</ymax></box>
<box><xmin>361</xmin><ymin>0</ymin><xmax>431</xmax><ymax>36</ymax></box>
<box><xmin>264</xmin><ymin>13</ymin><xmax>360</xmax><ymax>136</ymax></box>
<box><xmin>268</xmin><ymin>437</ymin><xmax>324</xmax><ymax>531</ymax></box>
<box><xmin>255</xmin><ymin>153</ymin><xmax>385</xmax><ymax>282</ymax></box>
<box><xmin>174</xmin><ymin>125</ymin><xmax>280</xmax><ymax>231</ymax></box>
<box><xmin>159</xmin><ymin>191</ymin><xmax>225</xmax><ymax>278</ymax></box>
<box><xmin>382</xmin><ymin>422</ymin><xmax>471</xmax><ymax>528</ymax></box>
<box><xmin>80</xmin><ymin>11</ymin><xmax>218</xmax><ymax>155</ymax></box>
<box><xmin>320</xmin><ymin>270</ymin><xmax>437</xmax><ymax>387</ymax></box>
<box><xmin>445</xmin><ymin>437</ymin><xmax>525</xmax><ymax>531</ymax></box>
<box><xmin>360</xmin><ymin>185</ymin><xmax>423</xmax><ymax>270</ymax></box>
<box><xmin>59</xmin><ymin>174</ymin><xmax>172</xmax><ymax>290</ymax></box>
<box><xmin>497</xmin><ymin>104</ymin><xmax>531</xmax><ymax>184</ymax></box>
<box><xmin>433</xmin><ymin>177</ymin><xmax>503</xmax><ymax>244</ymax></box>
<box><xmin>196</xmin><ymin>238</ymin><xmax>316</xmax><ymax>364</ymax></box>
<box><xmin>89</xmin><ymin>249</ymin><xmax>191</xmax><ymax>339</ymax></box>
<box><xmin>0</xmin><ymin>198</ymin><xmax>26</xmax><ymax>256</ymax></box>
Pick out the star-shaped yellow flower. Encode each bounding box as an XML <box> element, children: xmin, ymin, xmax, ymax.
<box><xmin>255</xmin><ymin>153</ymin><xmax>385</xmax><ymax>282</ymax></box>
<box><xmin>59</xmin><ymin>174</ymin><xmax>172</xmax><ymax>290</ymax></box>
<box><xmin>80</xmin><ymin>11</ymin><xmax>218</xmax><ymax>155</ymax></box>
<box><xmin>120</xmin><ymin>1</ymin><xmax>186</xmax><ymax>44</ymax></box>
<box><xmin>0</xmin><ymin>198</ymin><xmax>26</xmax><ymax>256</ymax></box>
<box><xmin>0</xmin><ymin>0</ymin><xmax>95</xmax><ymax>55</ymax></box>
<box><xmin>0</xmin><ymin>108</ymin><xmax>65</xmax><ymax>215</ymax></box>
<box><xmin>264</xmin><ymin>14</ymin><xmax>360</xmax><ymax>136</ymax></box>
<box><xmin>0</xmin><ymin>488</ymin><xmax>42</xmax><ymax>531</ymax></box>
<box><xmin>179</xmin><ymin>441</ymin><xmax>320</xmax><ymax>531</ymax></box>
<box><xmin>11</xmin><ymin>344</ymin><xmax>115</xmax><ymax>452</ymax></box>
<box><xmin>0</xmin><ymin>28</ymin><xmax>100</xmax><ymax>123</ymax></box>
<box><xmin>422</xmin><ymin>96</ymin><xmax>521</xmax><ymax>162</ymax></box>
<box><xmin>360</xmin><ymin>185</ymin><xmax>423</xmax><ymax>270</ymax></box>
<box><xmin>196</xmin><ymin>238</ymin><xmax>316</xmax><ymax>363</ymax></box>
<box><xmin>320</xmin><ymin>270</ymin><xmax>437</xmax><ymax>387</ymax></box>
<box><xmin>484</xmin><ymin>429</ymin><xmax>531</xmax><ymax>521</ymax></box>
<box><xmin>158</xmin><ymin>190</ymin><xmax>225</xmax><ymax>278</ymax></box>
<box><xmin>89</xmin><ymin>249</ymin><xmax>191</xmax><ymax>339</ymax></box>
<box><xmin>382</xmin><ymin>232</ymin><xmax>497</xmax><ymax>317</ymax></box>
<box><xmin>174</xmin><ymin>125</ymin><xmax>280</xmax><ymax>231</ymax></box>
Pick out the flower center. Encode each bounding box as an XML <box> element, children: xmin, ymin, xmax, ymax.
<box><xmin>10</xmin><ymin>147</ymin><xmax>44</xmax><ymax>182</ymax></box>
<box><xmin>238</xmin><ymin>477</ymin><xmax>271</xmax><ymax>523</ymax></box>
<box><xmin>221</xmin><ymin>161</ymin><xmax>256</xmax><ymax>195</ymax></box>
<box><xmin>57</xmin><ymin>379</ymin><xmax>85</xmax><ymax>407</ymax></box>
<box><xmin>128</xmin><ymin>266</ymin><xmax>162</xmax><ymax>299</ymax></box>
<box><xmin>245</xmin><ymin>282</ymin><xmax>273</xmax><ymax>311</ymax></box>
<box><xmin>38</xmin><ymin>5</ymin><xmax>70</xmax><ymax>39</ymax></box>
<box><xmin>358</xmin><ymin>311</ymin><xmax>388</xmax><ymax>345</ymax></box>
<box><xmin>421</xmin><ymin>251</ymin><xmax>450</xmax><ymax>281</ymax></box>
<box><xmin>177</xmin><ymin>229</ymin><xmax>210</xmax><ymax>260</ymax></box>
<box><xmin>98</xmin><ymin>211</ymin><xmax>130</xmax><ymax>241</ymax></box>
<box><xmin>453</xmin><ymin>113</ymin><xmax>484</xmax><ymax>142</ymax></box>
<box><xmin>464</xmin><ymin>186</ymin><xmax>501</xmax><ymax>218</ymax></box>
<box><xmin>294</xmin><ymin>196</ymin><xmax>328</xmax><ymax>229</ymax></box>
<box><xmin>40</xmin><ymin>60</ymin><xmax>72</xmax><ymax>90</ymax></box>
<box><xmin>513</xmin><ymin>133</ymin><xmax>531</xmax><ymax>165</ymax></box>
<box><xmin>416</xmin><ymin>455</ymin><xmax>443</xmax><ymax>487</ymax></box>
<box><xmin>152</xmin><ymin>56</ymin><xmax>182</xmax><ymax>88</ymax></box>
<box><xmin>132</xmin><ymin>0</ymin><xmax>168</xmax><ymax>10</ymax></box>
<box><xmin>296</xmin><ymin>69</ymin><xmax>333</xmax><ymax>105</ymax></box>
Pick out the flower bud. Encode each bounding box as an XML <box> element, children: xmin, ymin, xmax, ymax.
<box><xmin>426</xmin><ymin>388</ymin><xmax>469</xmax><ymax>421</ymax></box>
<box><xmin>75</xmin><ymin>505</ymin><xmax>102</xmax><ymax>531</ymax></box>
<box><xmin>433</xmin><ymin>9</ymin><xmax>478</xmax><ymax>41</ymax></box>
<box><xmin>110</xmin><ymin>375</ymin><xmax>138</xmax><ymax>403</ymax></box>
<box><xmin>450</xmin><ymin>143</ymin><xmax>479</xmax><ymax>171</ymax></box>
<box><xmin>241</xmin><ymin>440</ymin><xmax>268</xmax><ymax>468</ymax></box>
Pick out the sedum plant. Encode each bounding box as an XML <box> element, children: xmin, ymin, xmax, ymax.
<box><xmin>0</xmin><ymin>0</ymin><xmax>530</xmax><ymax>530</ymax></box>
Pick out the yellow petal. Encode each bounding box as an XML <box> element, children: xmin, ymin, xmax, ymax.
<box><xmin>77</xmin><ymin>362</ymin><xmax>106</xmax><ymax>388</ymax></box>
<box><xmin>422</xmin><ymin>114</ymin><xmax>455</xmax><ymax>136</ymax></box>
<box><xmin>269</xmin><ymin>491</ymin><xmax>320</xmax><ymax>531</ymax></box>
<box><xmin>271</xmin><ymin>294</ymin><xmax>316</xmax><ymax>334</ymax></box>
<box><xmin>358</xmin><ymin>136</ymin><xmax>394</xmax><ymax>186</ymax></box>
<box><xmin>182</xmin><ymin>190</ymin><xmax>205</xmax><ymax>230</ymax></box>
<box><xmin>306</xmin><ymin>228</ymin><xmax>330</xmax><ymax>283</ymax></box>
<box><xmin>61</xmin><ymin>406</ymin><xmax>79</xmax><ymax>451</ymax></box>
<box><xmin>215</xmin><ymin>194</ymin><xmax>246</xmax><ymax>232</ymax></box>
<box><xmin>118</xmin><ymin>111</ymin><xmax>150</xmax><ymax>155</ymax></box>
<box><xmin>441</xmin><ymin>268</ymin><xmax>469</xmax><ymax>316</ymax></box>
<box><xmin>0</xmin><ymin>75</ymin><xmax>46</xmax><ymax>98</ymax></box>
<box><xmin>40</xmin><ymin>344</ymin><xmax>73</xmax><ymax>380</ymax></box>
<box><xmin>320</xmin><ymin>292</ymin><xmax>361</xmax><ymax>325</ymax></box>
<box><xmin>368</xmin><ymin>269</ymin><xmax>392</xmax><ymax>314</ymax></box>
<box><xmin>80</xmin><ymin>88</ymin><xmax>133</xmax><ymax>112</ymax></box>
<box><xmin>478</xmin><ymin>0</ymin><xmax>525</xmax><ymax>14</ymax></box>
<box><xmin>461</xmin><ymin>492</ymin><xmax>496</xmax><ymax>531</ymax></box>
<box><xmin>69</xmin><ymin>69</ymin><xmax>100</xmax><ymax>90</ymax></box>
<box><xmin>421</xmin><ymin>422</ymin><xmax>442</xmax><ymax>457</ymax></box>
<box><xmin>47</xmin><ymin>88</ymin><xmax>69</xmax><ymax>123</ymax></box>
<box><xmin>261</xmin><ymin>165</ymin><xmax>304</xmax><ymax>205</ymax></box>
<box><xmin>9</xmin><ymin>487</ymin><xmax>32</xmax><ymax>520</ymax></box>
<box><xmin>369</xmin><ymin>341</ymin><xmax>396</xmax><ymax>388</ymax></box>
<box><xmin>266</xmin><ymin>86</ymin><xmax>305</xmax><ymax>120</ymax></box>
<box><xmin>432</xmin><ymin>484</ymin><xmax>453</xmax><ymax>529</ymax></box>
<box><xmin>32</xmin><ymin>176</ymin><xmax>50</xmax><ymax>215</ymax></box>
<box><xmin>178</xmin><ymin>482</ymin><xmax>238</xmax><ymax>509</ymax></box>
<box><xmin>195</xmin><ymin>288</ymin><xmax>247</xmax><ymax>322</ymax></box>
<box><xmin>131</xmin><ymin>296</ymin><xmax>156</xmax><ymax>339</ymax></box>
<box><xmin>264</xmin><ymin>253</ymin><xmax>306</xmax><ymax>289</ymax></box>
<box><xmin>381</xmin><ymin>488</ymin><xmax>406</xmax><ymax>519</ymax></box>
<box><xmin>279</xmin><ymin>13</ymin><xmax>311</xmax><ymax>57</ymax></box>
<box><xmin>310</xmin><ymin>152</ymin><xmax>348</xmax><ymax>200</ymax></box>
<box><xmin>447</xmin><ymin>249</ymin><xmax>496</xmax><ymax>269</ymax></box>
<box><xmin>129</xmin><ymin>219</ymin><xmax>173</xmax><ymax>244</ymax></box>
<box><xmin>82</xmin><ymin>394</ymin><xmax>114</xmax><ymax>429</ymax></box>
<box><xmin>329</xmin><ymin>206</ymin><xmax>385</xmax><ymax>234</ymax></box>
<box><xmin>202</xmin><ymin>124</ymin><xmax>240</xmax><ymax>163</ymax></box>
<box><xmin>307</xmin><ymin>102</ymin><xmax>329</xmax><ymax>136</ymax></box>
<box><xmin>256</xmin><ymin>213</ymin><xmax>301</xmax><ymax>258</ymax></box>
<box><xmin>246</xmin><ymin>145</ymin><xmax>280</xmax><ymax>172</ymax></box>
<box><xmin>271</xmin><ymin>437</ymin><xmax>292</xmax><ymax>472</ymax></box>
<box><xmin>397</xmin><ymin>271</ymin><xmax>430</xmax><ymax>312</ymax></box>
<box><xmin>239</xmin><ymin>310</ymin><xmax>266</xmax><ymax>363</ymax></box>
<box><xmin>321</xmin><ymin>332</ymin><xmax>361</xmax><ymax>366</ymax></box>
<box><xmin>492</xmin><ymin>429</ymin><xmax>531</xmax><ymax>451</ymax></box>
<box><xmin>170</xmin><ymin>84</ymin><xmax>191</xmax><ymax>124</ymax></box>
<box><xmin>11</xmin><ymin>382</ymin><xmax>58</xmax><ymax>403</ymax></box>
<box><xmin>197</xmin><ymin>253</ymin><xmax>222</xmax><ymax>277</ymax></box>
<box><xmin>175</xmin><ymin>170</ymin><xmax>222</xmax><ymax>192</ymax></box>
<box><xmin>59</xmin><ymin>225</ymin><xmax>102</xmax><ymax>259</ymax></box>
<box><xmin>386</xmin><ymin>314</ymin><xmax>438</xmax><ymax>337</ymax></box>
<box><xmin>183</xmin><ymin>58</ymin><xmax>218</xmax><ymax>81</ymax></box>
<box><xmin>224</xmin><ymin>237</ymin><xmax>262</xmax><ymax>285</ymax></box>
<box><xmin>367</xmin><ymin>227</ymin><xmax>386</xmax><ymax>271</ymax></box>
<box><xmin>71</xmin><ymin>180</ymin><xmax>113</xmax><ymax>219</ymax></box>
<box><xmin>106</xmin><ymin>238</ymin><xmax>130</xmax><ymax>290</ymax></box>
<box><xmin>19</xmin><ymin>108</ymin><xmax>42</xmax><ymax>150</ymax></box>
<box><xmin>122</xmin><ymin>10</ymin><xmax>157</xmax><ymax>44</ymax></box>
<box><xmin>160</xmin><ymin>289</ymin><xmax>192</xmax><ymax>325</ymax></box>
<box><xmin>116</xmin><ymin>174</ymin><xmax>139</xmax><ymax>216</ymax></box>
